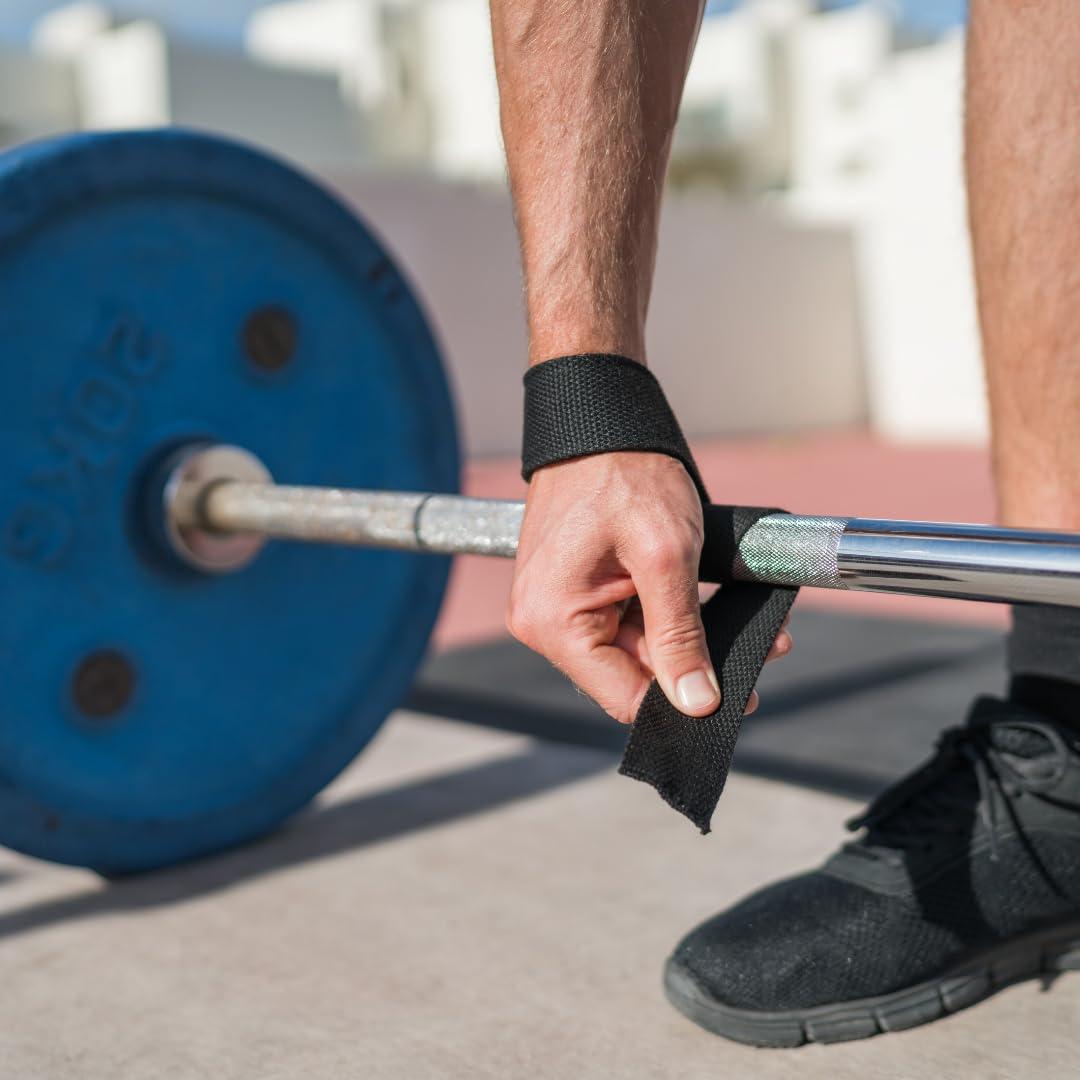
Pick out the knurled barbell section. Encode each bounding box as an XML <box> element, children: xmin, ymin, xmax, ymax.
<box><xmin>732</xmin><ymin>514</ymin><xmax>849</xmax><ymax>589</ymax></box>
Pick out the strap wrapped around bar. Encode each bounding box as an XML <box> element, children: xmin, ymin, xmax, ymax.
<box><xmin>522</xmin><ymin>355</ymin><xmax>797</xmax><ymax>832</ymax></box>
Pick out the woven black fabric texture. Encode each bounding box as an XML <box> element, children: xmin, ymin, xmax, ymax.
<box><xmin>674</xmin><ymin>834</ymin><xmax>1080</xmax><ymax>1010</ymax></box>
<box><xmin>1011</xmin><ymin>674</ymin><xmax>1080</xmax><ymax>734</ymax></box>
<box><xmin>671</xmin><ymin>700</ymin><xmax>1080</xmax><ymax>1009</ymax></box>
<box><xmin>620</xmin><ymin>510</ymin><xmax>797</xmax><ymax>832</ymax></box>
<box><xmin>521</xmin><ymin>354</ymin><xmax>708</xmax><ymax>502</ymax></box>
<box><xmin>1009</xmin><ymin>603</ymin><xmax>1080</xmax><ymax>685</ymax></box>
<box><xmin>521</xmin><ymin>354</ymin><xmax>795</xmax><ymax>832</ymax></box>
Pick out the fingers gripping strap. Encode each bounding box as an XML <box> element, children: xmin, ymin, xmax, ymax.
<box><xmin>521</xmin><ymin>355</ymin><xmax>708</xmax><ymax>502</ymax></box>
<box><xmin>521</xmin><ymin>355</ymin><xmax>797</xmax><ymax>832</ymax></box>
<box><xmin>621</xmin><ymin>510</ymin><xmax>798</xmax><ymax>833</ymax></box>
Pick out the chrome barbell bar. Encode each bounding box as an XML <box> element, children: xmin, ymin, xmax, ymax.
<box><xmin>161</xmin><ymin>443</ymin><xmax>1080</xmax><ymax>609</ymax></box>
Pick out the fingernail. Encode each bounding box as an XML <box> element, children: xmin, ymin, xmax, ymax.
<box><xmin>676</xmin><ymin>670</ymin><xmax>720</xmax><ymax>713</ymax></box>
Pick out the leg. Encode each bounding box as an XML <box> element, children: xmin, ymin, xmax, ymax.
<box><xmin>663</xmin><ymin>7</ymin><xmax>1080</xmax><ymax>1047</ymax></box>
<box><xmin>966</xmin><ymin>0</ymin><xmax>1080</xmax><ymax>713</ymax></box>
<box><xmin>967</xmin><ymin>0</ymin><xmax>1080</xmax><ymax>533</ymax></box>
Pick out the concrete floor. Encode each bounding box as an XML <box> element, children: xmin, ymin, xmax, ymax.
<box><xmin>2</xmin><ymin>692</ymin><xmax>1078</xmax><ymax>1076</ymax></box>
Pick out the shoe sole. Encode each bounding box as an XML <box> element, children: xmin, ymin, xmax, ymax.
<box><xmin>664</xmin><ymin>920</ymin><xmax>1080</xmax><ymax>1048</ymax></box>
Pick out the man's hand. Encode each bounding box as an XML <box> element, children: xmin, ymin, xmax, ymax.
<box><xmin>491</xmin><ymin>0</ymin><xmax>790</xmax><ymax>722</ymax></box>
<box><xmin>508</xmin><ymin>452</ymin><xmax>791</xmax><ymax>724</ymax></box>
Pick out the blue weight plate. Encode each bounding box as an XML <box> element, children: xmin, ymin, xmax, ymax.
<box><xmin>0</xmin><ymin>129</ymin><xmax>459</xmax><ymax>872</ymax></box>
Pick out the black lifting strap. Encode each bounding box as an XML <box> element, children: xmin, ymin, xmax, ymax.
<box><xmin>522</xmin><ymin>356</ymin><xmax>798</xmax><ymax>834</ymax></box>
<box><xmin>621</xmin><ymin>506</ymin><xmax>797</xmax><ymax>832</ymax></box>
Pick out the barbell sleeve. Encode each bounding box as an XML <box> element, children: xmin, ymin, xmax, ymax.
<box><xmin>163</xmin><ymin>443</ymin><xmax>1080</xmax><ymax>608</ymax></box>
<box><xmin>204</xmin><ymin>484</ymin><xmax>526</xmax><ymax>558</ymax></box>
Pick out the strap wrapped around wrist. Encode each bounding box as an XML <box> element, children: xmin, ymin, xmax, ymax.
<box><xmin>522</xmin><ymin>354</ymin><xmax>707</xmax><ymax>502</ymax></box>
<box><xmin>520</xmin><ymin>353</ymin><xmax>797</xmax><ymax>833</ymax></box>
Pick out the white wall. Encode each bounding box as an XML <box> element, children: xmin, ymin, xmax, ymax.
<box><xmin>326</xmin><ymin>175</ymin><xmax>866</xmax><ymax>456</ymax></box>
<box><xmin>685</xmin><ymin>7</ymin><xmax>770</xmax><ymax>129</ymax></box>
<box><xmin>855</xmin><ymin>32</ymin><xmax>987</xmax><ymax>443</ymax></box>
<box><xmin>31</xmin><ymin>2</ymin><xmax>113</xmax><ymax>57</ymax></box>
<box><xmin>167</xmin><ymin>39</ymin><xmax>368</xmax><ymax>168</ymax></box>
<box><xmin>248</xmin><ymin>0</ymin><xmax>504</xmax><ymax>182</ymax></box>
<box><xmin>246</xmin><ymin>0</ymin><xmax>386</xmax><ymax>103</ymax></box>
<box><xmin>651</xmin><ymin>195</ymin><xmax>865</xmax><ymax>442</ymax></box>
<box><xmin>246</xmin><ymin>0</ymin><xmax>430</xmax><ymax>167</ymax></box>
<box><xmin>55</xmin><ymin>16</ymin><xmax>369</xmax><ymax>169</ymax></box>
<box><xmin>0</xmin><ymin>46</ymin><xmax>78</xmax><ymax>143</ymax></box>
<box><xmin>783</xmin><ymin>6</ymin><xmax>890</xmax><ymax>201</ymax></box>
<box><xmin>73</xmin><ymin>19</ymin><xmax>170</xmax><ymax>127</ymax></box>
<box><xmin>675</xmin><ymin>9</ymin><xmax>774</xmax><ymax>189</ymax></box>
<box><xmin>417</xmin><ymin>0</ymin><xmax>502</xmax><ymax>182</ymax></box>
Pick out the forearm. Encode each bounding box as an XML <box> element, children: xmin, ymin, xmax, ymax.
<box><xmin>490</xmin><ymin>0</ymin><xmax>704</xmax><ymax>365</ymax></box>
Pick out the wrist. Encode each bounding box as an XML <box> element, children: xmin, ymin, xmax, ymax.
<box><xmin>526</xmin><ymin>314</ymin><xmax>645</xmax><ymax>368</ymax></box>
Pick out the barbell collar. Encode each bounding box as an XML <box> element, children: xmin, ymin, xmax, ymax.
<box><xmin>163</xmin><ymin>443</ymin><xmax>1080</xmax><ymax>609</ymax></box>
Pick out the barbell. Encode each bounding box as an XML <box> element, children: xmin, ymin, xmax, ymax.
<box><xmin>3</xmin><ymin>128</ymin><xmax>1079</xmax><ymax>874</ymax></box>
<box><xmin>158</xmin><ymin>441</ymin><xmax>1080</xmax><ymax>607</ymax></box>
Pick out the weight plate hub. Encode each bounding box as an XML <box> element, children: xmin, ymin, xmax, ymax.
<box><xmin>0</xmin><ymin>129</ymin><xmax>459</xmax><ymax>872</ymax></box>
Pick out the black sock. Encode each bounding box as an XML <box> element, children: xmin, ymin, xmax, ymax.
<box><xmin>1008</xmin><ymin>604</ymin><xmax>1080</xmax><ymax>730</ymax></box>
<box><xmin>1009</xmin><ymin>674</ymin><xmax>1080</xmax><ymax>729</ymax></box>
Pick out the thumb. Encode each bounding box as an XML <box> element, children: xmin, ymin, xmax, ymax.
<box><xmin>633</xmin><ymin>561</ymin><xmax>720</xmax><ymax>717</ymax></box>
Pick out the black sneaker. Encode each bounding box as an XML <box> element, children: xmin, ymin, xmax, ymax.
<box><xmin>664</xmin><ymin>697</ymin><xmax>1080</xmax><ymax>1047</ymax></box>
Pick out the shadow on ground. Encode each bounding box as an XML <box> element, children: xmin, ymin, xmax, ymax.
<box><xmin>2</xmin><ymin>609</ymin><xmax>1006</xmax><ymax>940</ymax></box>
<box><xmin>410</xmin><ymin>608</ymin><xmax>1006</xmax><ymax>798</ymax></box>
<box><xmin>0</xmin><ymin>744</ymin><xmax>609</xmax><ymax>941</ymax></box>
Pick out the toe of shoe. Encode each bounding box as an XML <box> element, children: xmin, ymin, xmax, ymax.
<box><xmin>667</xmin><ymin>870</ymin><xmax>900</xmax><ymax>1013</ymax></box>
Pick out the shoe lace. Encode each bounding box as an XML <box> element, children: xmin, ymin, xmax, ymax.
<box><xmin>844</xmin><ymin>719</ymin><xmax>1072</xmax><ymax>863</ymax></box>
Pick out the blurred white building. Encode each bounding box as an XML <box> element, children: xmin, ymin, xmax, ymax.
<box><xmin>0</xmin><ymin>0</ymin><xmax>985</xmax><ymax>451</ymax></box>
<box><xmin>783</xmin><ymin>5</ymin><xmax>891</xmax><ymax>204</ymax></box>
<box><xmin>247</xmin><ymin>0</ymin><xmax>502</xmax><ymax>180</ymax></box>
<box><xmin>856</xmin><ymin>31</ymin><xmax>984</xmax><ymax>443</ymax></box>
<box><xmin>678</xmin><ymin>2</ymin><xmax>985</xmax><ymax>443</ymax></box>
<box><xmin>244</xmin><ymin>0</ymin><xmax>429</xmax><ymax>168</ymax></box>
<box><xmin>0</xmin><ymin>44</ymin><xmax>78</xmax><ymax>143</ymax></box>
<box><xmin>32</xmin><ymin>2</ymin><xmax>369</xmax><ymax>168</ymax></box>
<box><xmin>247</xmin><ymin>0</ymin><xmax>987</xmax><ymax>445</ymax></box>
<box><xmin>674</xmin><ymin>4</ymin><xmax>787</xmax><ymax>192</ymax></box>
